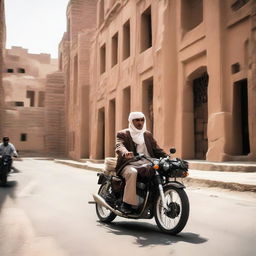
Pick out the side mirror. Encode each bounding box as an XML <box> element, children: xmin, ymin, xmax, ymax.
<box><xmin>170</xmin><ymin>148</ymin><xmax>176</xmax><ymax>154</ymax></box>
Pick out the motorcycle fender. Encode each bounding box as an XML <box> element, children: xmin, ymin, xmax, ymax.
<box><xmin>165</xmin><ymin>181</ymin><xmax>186</xmax><ymax>189</ymax></box>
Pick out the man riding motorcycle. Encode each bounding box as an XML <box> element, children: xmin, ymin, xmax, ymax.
<box><xmin>0</xmin><ymin>137</ymin><xmax>18</xmax><ymax>171</ymax></box>
<box><xmin>115</xmin><ymin>112</ymin><xmax>167</xmax><ymax>214</ymax></box>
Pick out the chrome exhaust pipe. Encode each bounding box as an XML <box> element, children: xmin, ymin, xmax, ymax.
<box><xmin>92</xmin><ymin>194</ymin><xmax>124</xmax><ymax>217</ymax></box>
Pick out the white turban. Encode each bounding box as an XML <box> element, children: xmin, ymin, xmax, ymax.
<box><xmin>128</xmin><ymin>112</ymin><xmax>146</xmax><ymax>145</ymax></box>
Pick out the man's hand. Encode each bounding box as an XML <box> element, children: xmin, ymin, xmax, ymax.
<box><xmin>124</xmin><ymin>152</ymin><xmax>134</xmax><ymax>159</ymax></box>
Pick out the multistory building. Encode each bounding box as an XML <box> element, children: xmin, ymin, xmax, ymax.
<box><xmin>2</xmin><ymin>46</ymin><xmax>57</xmax><ymax>155</ymax></box>
<box><xmin>59</xmin><ymin>0</ymin><xmax>97</xmax><ymax>159</ymax></box>
<box><xmin>88</xmin><ymin>0</ymin><xmax>256</xmax><ymax>161</ymax></box>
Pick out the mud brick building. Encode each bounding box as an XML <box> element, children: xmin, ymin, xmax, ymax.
<box><xmin>2</xmin><ymin>46</ymin><xmax>58</xmax><ymax>155</ymax></box>
<box><xmin>59</xmin><ymin>0</ymin><xmax>97</xmax><ymax>159</ymax></box>
<box><xmin>88</xmin><ymin>0</ymin><xmax>256</xmax><ymax>162</ymax></box>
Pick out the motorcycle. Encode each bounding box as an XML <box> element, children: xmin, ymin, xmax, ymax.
<box><xmin>93</xmin><ymin>148</ymin><xmax>190</xmax><ymax>235</ymax></box>
<box><xmin>0</xmin><ymin>155</ymin><xmax>12</xmax><ymax>186</ymax></box>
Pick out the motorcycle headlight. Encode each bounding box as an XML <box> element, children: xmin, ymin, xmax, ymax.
<box><xmin>163</xmin><ymin>162</ymin><xmax>170</xmax><ymax>171</ymax></box>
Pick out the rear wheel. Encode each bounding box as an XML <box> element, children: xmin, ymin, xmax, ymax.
<box><xmin>95</xmin><ymin>182</ymin><xmax>117</xmax><ymax>223</ymax></box>
<box><xmin>154</xmin><ymin>185</ymin><xmax>189</xmax><ymax>235</ymax></box>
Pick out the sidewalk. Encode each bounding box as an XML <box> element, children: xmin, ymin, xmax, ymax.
<box><xmin>54</xmin><ymin>159</ymin><xmax>256</xmax><ymax>193</ymax></box>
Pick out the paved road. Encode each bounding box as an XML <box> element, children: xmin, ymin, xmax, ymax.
<box><xmin>0</xmin><ymin>159</ymin><xmax>255</xmax><ymax>256</ymax></box>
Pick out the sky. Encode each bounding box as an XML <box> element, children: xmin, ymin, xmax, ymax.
<box><xmin>5</xmin><ymin>0</ymin><xmax>70</xmax><ymax>59</ymax></box>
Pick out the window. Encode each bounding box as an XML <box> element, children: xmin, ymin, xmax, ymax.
<box><xmin>17</xmin><ymin>68</ymin><xmax>25</xmax><ymax>73</ymax></box>
<box><xmin>15</xmin><ymin>102</ymin><xmax>24</xmax><ymax>107</ymax></box>
<box><xmin>181</xmin><ymin>0</ymin><xmax>203</xmax><ymax>32</ymax></box>
<box><xmin>20</xmin><ymin>133</ymin><xmax>27</xmax><ymax>142</ymax></box>
<box><xmin>99</xmin><ymin>0</ymin><xmax>105</xmax><ymax>26</ymax></box>
<box><xmin>111</xmin><ymin>32</ymin><xmax>118</xmax><ymax>67</ymax></box>
<box><xmin>100</xmin><ymin>44</ymin><xmax>106</xmax><ymax>74</ymax></box>
<box><xmin>7</xmin><ymin>68</ymin><xmax>14</xmax><ymax>73</ymax></box>
<box><xmin>231</xmin><ymin>63</ymin><xmax>240</xmax><ymax>74</ymax></box>
<box><xmin>26</xmin><ymin>91</ymin><xmax>35</xmax><ymax>107</ymax></box>
<box><xmin>123</xmin><ymin>20</ymin><xmax>131</xmax><ymax>60</ymax></box>
<box><xmin>140</xmin><ymin>6</ymin><xmax>152</xmax><ymax>52</ymax></box>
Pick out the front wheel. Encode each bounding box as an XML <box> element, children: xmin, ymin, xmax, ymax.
<box><xmin>95</xmin><ymin>182</ymin><xmax>117</xmax><ymax>223</ymax></box>
<box><xmin>0</xmin><ymin>166</ymin><xmax>8</xmax><ymax>186</ymax></box>
<box><xmin>154</xmin><ymin>185</ymin><xmax>189</xmax><ymax>235</ymax></box>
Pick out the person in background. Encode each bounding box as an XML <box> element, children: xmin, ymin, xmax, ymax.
<box><xmin>0</xmin><ymin>137</ymin><xmax>18</xmax><ymax>171</ymax></box>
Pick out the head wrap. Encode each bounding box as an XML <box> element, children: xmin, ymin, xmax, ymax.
<box><xmin>128</xmin><ymin>112</ymin><xmax>146</xmax><ymax>145</ymax></box>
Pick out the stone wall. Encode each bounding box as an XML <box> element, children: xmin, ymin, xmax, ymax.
<box><xmin>61</xmin><ymin>0</ymin><xmax>97</xmax><ymax>159</ymax></box>
<box><xmin>2</xmin><ymin>107</ymin><xmax>45</xmax><ymax>154</ymax></box>
<box><xmin>2</xmin><ymin>47</ymin><xmax>58</xmax><ymax>155</ymax></box>
<box><xmin>45</xmin><ymin>71</ymin><xmax>66</xmax><ymax>156</ymax></box>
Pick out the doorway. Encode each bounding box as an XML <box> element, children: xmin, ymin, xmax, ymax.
<box><xmin>142</xmin><ymin>77</ymin><xmax>154</xmax><ymax>134</ymax></box>
<box><xmin>108</xmin><ymin>99</ymin><xmax>116</xmax><ymax>157</ymax></box>
<box><xmin>193</xmin><ymin>72</ymin><xmax>209</xmax><ymax>159</ymax></box>
<box><xmin>97</xmin><ymin>107</ymin><xmax>105</xmax><ymax>159</ymax></box>
<box><xmin>233</xmin><ymin>79</ymin><xmax>250</xmax><ymax>155</ymax></box>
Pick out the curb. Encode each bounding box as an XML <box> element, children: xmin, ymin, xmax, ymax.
<box><xmin>55</xmin><ymin>160</ymin><xmax>255</xmax><ymax>193</ymax></box>
<box><xmin>54</xmin><ymin>160</ymin><xmax>103</xmax><ymax>172</ymax></box>
<box><xmin>184</xmin><ymin>178</ymin><xmax>256</xmax><ymax>193</ymax></box>
<box><xmin>188</xmin><ymin>161</ymin><xmax>256</xmax><ymax>173</ymax></box>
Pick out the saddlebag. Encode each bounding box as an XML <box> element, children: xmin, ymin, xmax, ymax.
<box><xmin>111</xmin><ymin>176</ymin><xmax>124</xmax><ymax>192</ymax></box>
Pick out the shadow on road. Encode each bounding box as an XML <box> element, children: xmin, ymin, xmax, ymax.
<box><xmin>0</xmin><ymin>180</ymin><xmax>18</xmax><ymax>213</ymax></box>
<box><xmin>98</xmin><ymin>221</ymin><xmax>208</xmax><ymax>247</ymax></box>
<box><xmin>11</xmin><ymin>166</ymin><xmax>20</xmax><ymax>173</ymax></box>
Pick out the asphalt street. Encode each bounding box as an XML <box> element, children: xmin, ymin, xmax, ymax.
<box><xmin>0</xmin><ymin>159</ymin><xmax>255</xmax><ymax>256</ymax></box>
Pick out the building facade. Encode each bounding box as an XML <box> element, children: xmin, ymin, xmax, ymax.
<box><xmin>59</xmin><ymin>0</ymin><xmax>97</xmax><ymax>159</ymax></box>
<box><xmin>88</xmin><ymin>0</ymin><xmax>256</xmax><ymax>162</ymax></box>
<box><xmin>2</xmin><ymin>46</ymin><xmax>58</xmax><ymax>155</ymax></box>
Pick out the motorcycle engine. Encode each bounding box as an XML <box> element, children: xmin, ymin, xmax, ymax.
<box><xmin>136</xmin><ymin>182</ymin><xmax>146</xmax><ymax>206</ymax></box>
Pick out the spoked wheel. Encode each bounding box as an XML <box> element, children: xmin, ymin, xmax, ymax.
<box><xmin>95</xmin><ymin>182</ymin><xmax>117</xmax><ymax>223</ymax></box>
<box><xmin>154</xmin><ymin>185</ymin><xmax>189</xmax><ymax>235</ymax></box>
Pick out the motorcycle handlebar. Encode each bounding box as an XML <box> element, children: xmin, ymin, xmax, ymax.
<box><xmin>133</xmin><ymin>154</ymin><xmax>145</xmax><ymax>160</ymax></box>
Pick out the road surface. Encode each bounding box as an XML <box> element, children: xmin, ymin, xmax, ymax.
<box><xmin>0</xmin><ymin>159</ymin><xmax>255</xmax><ymax>256</ymax></box>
